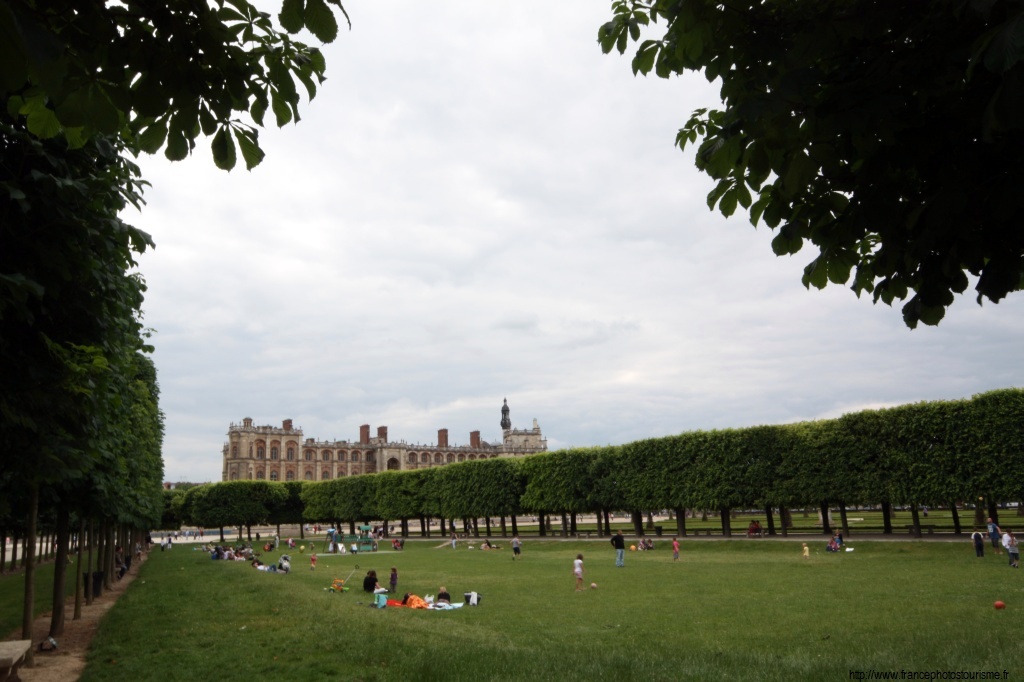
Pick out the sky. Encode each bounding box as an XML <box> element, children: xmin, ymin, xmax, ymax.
<box><xmin>133</xmin><ymin>1</ymin><xmax>1024</xmax><ymax>483</ymax></box>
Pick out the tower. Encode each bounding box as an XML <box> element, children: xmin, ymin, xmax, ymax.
<box><xmin>500</xmin><ymin>398</ymin><xmax>511</xmax><ymax>430</ymax></box>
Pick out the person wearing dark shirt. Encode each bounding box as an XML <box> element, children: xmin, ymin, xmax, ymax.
<box><xmin>436</xmin><ymin>587</ymin><xmax>452</xmax><ymax>604</ymax></box>
<box><xmin>611</xmin><ymin>530</ymin><xmax>626</xmax><ymax>567</ymax></box>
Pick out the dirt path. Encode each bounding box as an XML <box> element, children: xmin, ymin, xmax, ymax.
<box><xmin>5</xmin><ymin>554</ymin><xmax>146</xmax><ymax>682</ymax></box>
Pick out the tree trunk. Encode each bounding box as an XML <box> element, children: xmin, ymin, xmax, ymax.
<box><xmin>674</xmin><ymin>507</ymin><xmax>686</xmax><ymax>536</ymax></box>
<box><xmin>485</xmin><ymin>517</ymin><xmax>492</xmax><ymax>536</ymax></box>
<box><xmin>910</xmin><ymin>505</ymin><xmax>922</xmax><ymax>538</ymax></box>
<box><xmin>881</xmin><ymin>501</ymin><xmax>893</xmax><ymax>534</ymax></box>
<box><xmin>629</xmin><ymin>510</ymin><xmax>643</xmax><ymax>536</ymax></box>
<box><xmin>511</xmin><ymin>515</ymin><xmax>519</xmax><ymax>536</ymax></box>
<box><xmin>646</xmin><ymin>511</ymin><xmax>655</xmax><ymax>531</ymax></box>
<box><xmin>500</xmin><ymin>516</ymin><xmax>507</xmax><ymax>537</ymax></box>
<box><xmin>73</xmin><ymin>517</ymin><xmax>84</xmax><ymax>620</ymax></box>
<box><xmin>765</xmin><ymin>507</ymin><xmax>776</xmax><ymax>536</ymax></box>
<box><xmin>819</xmin><ymin>502</ymin><xmax>832</xmax><ymax>535</ymax></box>
<box><xmin>987</xmin><ymin>498</ymin><xmax>1000</xmax><ymax>526</ymax></box>
<box><xmin>21</xmin><ymin>484</ymin><xmax>38</xmax><ymax>668</ymax></box>
<box><xmin>974</xmin><ymin>502</ymin><xmax>986</xmax><ymax>527</ymax></box>
<box><xmin>950</xmin><ymin>502</ymin><xmax>962</xmax><ymax>535</ymax></box>
<box><xmin>538</xmin><ymin>513</ymin><xmax>546</xmax><ymax>537</ymax></box>
<box><xmin>0</xmin><ymin>526</ymin><xmax>6</xmax><ymax>574</ymax></box>
<box><xmin>472</xmin><ymin>518</ymin><xmax>479</xmax><ymax>537</ymax></box>
<box><xmin>838</xmin><ymin>501</ymin><xmax>850</xmax><ymax>537</ymax></box>
<box><xmin>560</xmin><ymin>512</ymin><xmax>568</xmax><ymax>538</ymax></box>
<box><xmin>439</xmin><ymin>517</ymin><xmax>446</xmax><ymax>536</ymax></box>
<box><xmin>49</xmin><ymin>505</ymin><xmax>71</xmax><ymax>637</ymax></box>
<box><xmin>780</xmin><ymin>507</ymin><xmax>790</xmax><ymax>537</ymax></box>
<box><xmin>85</xmin><ymin>519</ymin><xmax>95</xmax><ymax>605</ymax></box>
<box><xmin>719</xmin><ymin>507</ymin><xmax>732</xmax><ymax>537</ymax></box>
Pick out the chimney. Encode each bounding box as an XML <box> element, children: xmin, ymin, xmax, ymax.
<box><xmin>438</xmin><ymin>428</ymin><xmax>449</xmax><ymax>448</ymax></box>
<box><xmin>377</xmin><ymin>425</ymin><xmax>388</xmax><ymax>442</ymax></box>
<box><xmin>243</xmin><ymin>417</ymin><xmax>253</xmax><ymax>428</ymax></box>
<box><xmin>470</xmin><ymin>430</ymin><xmax>481</xmax><ymax>448</ymax></box>
<box><xmin>283</xmin><ymin>418</ymin><xmax>293</xmax><ymax>431</ymax></box>
<box><xmin>360</xmin><ymin>424</ymin><xmax>370</xmax><ymax>444</ymax></box>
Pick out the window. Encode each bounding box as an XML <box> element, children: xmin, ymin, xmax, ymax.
<box><xmin>337</xmin><ymin>451</ymin><xmax>346</xmax><ymax>462</ymax></box>
<box><xmin>286</xmin><ymin>471</ymin><xmax>295</xmax><ymax>481</ymax></box>
<box><xmin>232</xmin><ymin>445</ymin><xmax>238</xmax><ymax>457</ymax></box>
<box><xmin>407</xmin><ymin>453</ymin><xmax>416</xmax><ymax>463</ymax></box>
<box><xmin>420</xmin><ymin>453</ymin><xmax>429</xmax><ymax>463</ymax></box>
<box><xmin>447</xmin><ymin>453</ymin><xmax>454</xmax><ymax>463</ymax></box>
<box><xmin>322</xmin><ymin>451</ymin><xmax>331</xmax><ymax>461</ymax></box>
<box><xmin>287</xmin><ymin>447</ymin><xmax>295</xmax><ymax>461</ymax></box>
<box><xmin>434</xmin><ymin>453</ymin><xmax>442</xmax><ymax>464</ymax></box>
<box><xmin>257</xmin><ymin>447</ymin><xmax>264</xmax><ymax>459</ymax></box>
<box><xmin>271</xmin><ymin>447</ymin><xmax>278</xmax><ymax>460</ymax></box>
<box><xmin>351</xmin><ymin>452</ymin><xmax>360</xmax><ymax>462</ymax></box>
<box><xmin>270</xmin><ymin>471</ymin><xmax>279</xmax><ymax>481</ymax></box>
<box><xmin>304</xmin><ymin>450</ymin><xmax>313</xmax><ymax>461</ymax></box>
<box><xmin>322</xmin><ymin>471</ymin><xmax>331</xmax><ymax>480</ymax></box>
<box><xmin>304</xmin><ymin>471</ymin><xmax>313</xmax><ymax>481</ymax></box>
<box><xmin>256</xmin><ymin>471</ymin><xmax>264</xmax><ymax>479</ymax></box>
<box><xmin>458</xmin><ymin>454</ymin><xmax>465</xmax><ymax>462</ymax></box>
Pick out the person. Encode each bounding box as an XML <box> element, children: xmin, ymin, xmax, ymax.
<box><xmin>511</xmin><ymin>535</ymin><xmax>522</xmax><ymax>560</ymax></box>
<box><xmin>389</xmin><ymin>567</ymin><xmax>398</xmax><ymax>593</ymax></box>
<box><xmin>436</xmin><ymin>586</ymin><xmax>452</xmax><ymax>604</ymax></box>
<box><xmin>1006</xmin><ymin>530</ymin><xmax>1020</xmax><ymax>568</ymax></box>
<box><xmin>987</xmin><ymin>517</ymin><xmax>1002</xmax><ymax>555</ymax></box>
<box><xmin>481</xmin><ymin>539</ymin><xmax>492</xmax><ymax>550</ymax></box>
<box><xmin>802</xmin><ymin>542</ymin><xmax>809</xmax><ymax>559</ymax></box>
<box><xmin>747</xmin><ymin>521</ymin><xmax>758</xmax><ymax>538</ymax></box>
<box><xmin>611</xmin><ymin>530</ymin><xmax>625</xmax><ymax>567</ymax></box>
<box><xmin>826</xmin><ymin>537</ymin><xmax>840</xmax><ymax>552</ymax></box>
<box><xmin>1002</xmin><ymin>529</ymin><xmax>1019</xmax><ymax>568</ymax></box>
<box><xmin>363</xmin><ymin>570</ymin><xmax>388</xmax><ymax>594</ymax></box>
<box><xmin>573</xmin><ymin>554</ymin><xmax>585</xmax><ymax>592</ymax></box>
<box><xmin>310</xmin><ymin>552</ymin><xmax>317</xmax><ymax>571</ymax></box>
<box><xmin>451</xmin><ymin>532</ymin><xmax>457</xmax><ymax>550</ymax></box>
<box><xmin>971</xmin><ymin>527</ymin><xmax>985</xmax><ymax>558</ymax></box>
<box><xmin>672</xmin><ymin>537</ymin><xmax>680</xmax><ymax>561</ymax></box>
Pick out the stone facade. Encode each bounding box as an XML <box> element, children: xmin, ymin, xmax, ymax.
<box><xmin>221</xmin><ymin>399</ymin><xmax>546</xmax><ymax>482</ymax></box>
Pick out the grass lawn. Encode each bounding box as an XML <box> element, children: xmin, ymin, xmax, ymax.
<box><xmin>47</xmin><ymin>539</ymin><xmax>1024</xmax><ymax>681</ymax></box>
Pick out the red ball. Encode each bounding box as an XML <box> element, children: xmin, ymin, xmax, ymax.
<box><xmin>994</xmin><ymin>601</ymin><xmax>1007</xmax><ymax>610</ymax></box>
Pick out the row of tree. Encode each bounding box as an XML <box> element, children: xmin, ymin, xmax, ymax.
<box><xmin>165</xmin><ymin>388</ymin><xmax>1024</xmax><ymax>542</ymax></box>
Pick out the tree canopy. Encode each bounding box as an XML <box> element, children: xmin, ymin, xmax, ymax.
<box><xmin>601</xmin><ymin>0</ymin><xmax>1024</xmax><ymax>327</ymax></box>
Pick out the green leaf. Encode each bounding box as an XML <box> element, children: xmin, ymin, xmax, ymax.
<box><xmin>802</xmin><ymin>256</ymin><xmax>828</xmax><ymax>290</ymax></box>
<box><xmin>165</xmin><ymin>124</ymin><xmax>189</xmax><ymax>161</ymax></box>
<box><xmin>23</xmin><ymin>98</ymin><xmax>61</xmax><ymax>139</ymax></box>
<box><xmin>233</xmin><ymin>127</ymin><xmax>265</xmax><ymax>170</ymax></box>
<box><xmin>138</xmin><ymin>120</ymin><xmax>168</xmax><ymax>154</ymax></box>
<box><xmin>304</xmin><ymin>0</ymin><xmax>339</xmax><ymax>44</ymax></box>
<box><xmin>251</xmin><ymin>95</ymin><xmax>268</xmax><ymax>126</ymax></box>
<box><xmin>271</xmin><ymin>89</ymin><xmax>293</xmax><ymax>127</ymax></box>
<box><xmin>719</xmin><ymin>186</ymin><xmax>739</xmax><ymax>217</ymax></box>
<box><xmin>781</xmin><ymin>151</ymin><xmax>817</xmax><ymax>199</ymax></box>
<box><xmin>212</xmin><ymin>127</ymin><xmax>237</xmax><ymax>170</ymax></box>
<box><xmin>279</xmin><ymin>0</ymin><xmax>305</xmax><ymax>34</ymax></box>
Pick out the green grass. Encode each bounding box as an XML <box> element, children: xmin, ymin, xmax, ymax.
<box><xmin>0</xmin><ymin>558</ymin><xmax>79</xmax><ymax>637</ymax></box>
<box><xmin>62</xmin><ymin>539</ymin><xmax>1024</xmax><ymax>681</ymax></box>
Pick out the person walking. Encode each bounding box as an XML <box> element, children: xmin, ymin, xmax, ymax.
<box><xmin>450</xmin><ymin>532</ymin><xmax>458</xmax><ymax>550</ymax></box>
<box><xmin>970</xmin><ymin>527</ymin><xmax>985</xmax><ymax>558</ymax></box>
<box><xmin>611</xmin><ymin>530</ymin><xmax>625</xmax><ymax>567</ymax></box>
<box><xmin>987</xmin><ymin>517</ymin><xmax>1002</xmax><ymax>555</ymax></box>
<box><xmin>573</xmin><ymin>554</ymin><xmax>585</xmax><ymax>592</ymax></box>
<box><xmin>672</xmin><ymin>536</ymin><xmax>680</xmax><ymax>561</ymax></box>
<box><xmin>511</xmin><ymin>535</ymin><xmax>522</xmax><ymax>560</ymax></box>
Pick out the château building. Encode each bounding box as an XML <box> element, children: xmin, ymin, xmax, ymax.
<box><xmin>221</xmin><ymin>399</ymin><xmax>546</xmax><ymax>482</ymax></box>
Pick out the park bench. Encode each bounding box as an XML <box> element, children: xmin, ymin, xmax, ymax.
<box><xmin>0</xmin><ymin>640</ymin><xmax>31</xmax><ymax>681</ymax></box>
<box><xmin>905</xmin><ymin>525</ymin><xmax>936</xmax><ymax>535</ymax></box>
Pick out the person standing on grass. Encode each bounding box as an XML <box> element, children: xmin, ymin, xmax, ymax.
<box><xmin>1006</xmin><ymin>531</ymin><xmax>1020</xmax><ymax>568</ymax></box>
<box><xmin>310</xmin><ymin>552</ymin><xmax>317</xmax><ymax>571</ymax></box>
<box><xmin>451</xmin><ymin>531</ymin><xmax>458</xmax><ymax>550</ymax></box>
<box><xmin>1002</xmin><ymin>529</ymin><xmax>1019</xmax><ymax>568</ymax></box>
<box><xmin>611</xmin><ymin>530</ymin><xmax>626</xmax><ymax>567</ymax></box>
<box><xmin>971</xmin><ymin>527</ymin><xmax>985</xmax><ymax>558</ymax></box>
<box><xmin>389</xmin><ymin>567</ymin><xmax>398</xmax><ymax>593</ymax></box>
<box><xmin>672</xmin><ymin>537</ymin><xmax>680</xmax><ymax>561</ymax></box>
<box><xmin>511</xmin><ymin>535</ymin><xmax>522</xmax><ymax>560</ymax></box>
<box><xmin>573</xmin><ymin>554</ymin><xmax>585</xmax><ymax>592</ymax></box>
<box><xmin>987</xmin><ymin>517</ymin><xmax>1002</xmax><ymax>555</ymax></box>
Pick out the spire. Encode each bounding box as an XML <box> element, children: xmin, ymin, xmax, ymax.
<box><xmin>500</xmin><ymin>397</ymin><xmax>511</xmax><ymax>430</ymax></box>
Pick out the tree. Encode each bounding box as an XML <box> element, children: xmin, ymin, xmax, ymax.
<box><xmin>602</xmin><ymin>0</ymin><xmax>1024</xmax><ymax>327</ymax></box>
<box><xmin>2</xmin><ymin>0</ymin><xmax>348</xmax><ymax>169</ymax></box>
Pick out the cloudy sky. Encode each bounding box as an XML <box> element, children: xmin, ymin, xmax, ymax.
<box><xmin>133</xmin><ymin>1</ymin><xmax>1024</xmax><ymax>483</ymax></box>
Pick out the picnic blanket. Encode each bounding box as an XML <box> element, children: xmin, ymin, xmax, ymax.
<box><xmin>385</xmin><ymin>597</ymin><xmax>464</xmax><ymax>610</ymax></box>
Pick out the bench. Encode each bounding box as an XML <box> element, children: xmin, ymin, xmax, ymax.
<box><xmin>905</xmin><ymin>525</ymin><xmax>936</xmax><ymax>535</ymax></box>
<box><xmin>0</xmin><ymin>640</ymin><xmax>31</xmax><ymax>681</ymax></box>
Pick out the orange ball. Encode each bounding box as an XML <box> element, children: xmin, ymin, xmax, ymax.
<box><xmin>994</xmin><ymin>601</ymin><xmax>1007</xmax><ymax>610</ymax></box>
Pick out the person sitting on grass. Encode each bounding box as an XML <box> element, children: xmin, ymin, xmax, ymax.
<box><xmin>363</xmin><ymin>570</ymin><xmax>388</xmax><ymax>593</ymax></box>
<box><xmin>436</xmin><ymin>586</ymin><xmax>452</xmax><ymax>605</ymax></box>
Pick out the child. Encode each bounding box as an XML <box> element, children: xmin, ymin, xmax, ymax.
<box><xmin>672</xmin><ymin>537</ymin><xmax>680</xmax><ymax>561</ymax></box>
<box><xmin>389</xmin><ymin>567</ymin><xmax>398</xmax><ymax>593</ymax></box>
<box><xmin>802</xmin><ymin>543</ymin><xmax>809</xmax><ymax>559</ymax></box>
<box><xmin>309</xmin><ymin>552</ymin><xmax>317</xmax><ymax>570</ymax></box>
<box><xmin>573</xmin><ymin>554</ymin><xmax>585</xmax><ymax>592</ymax></box>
